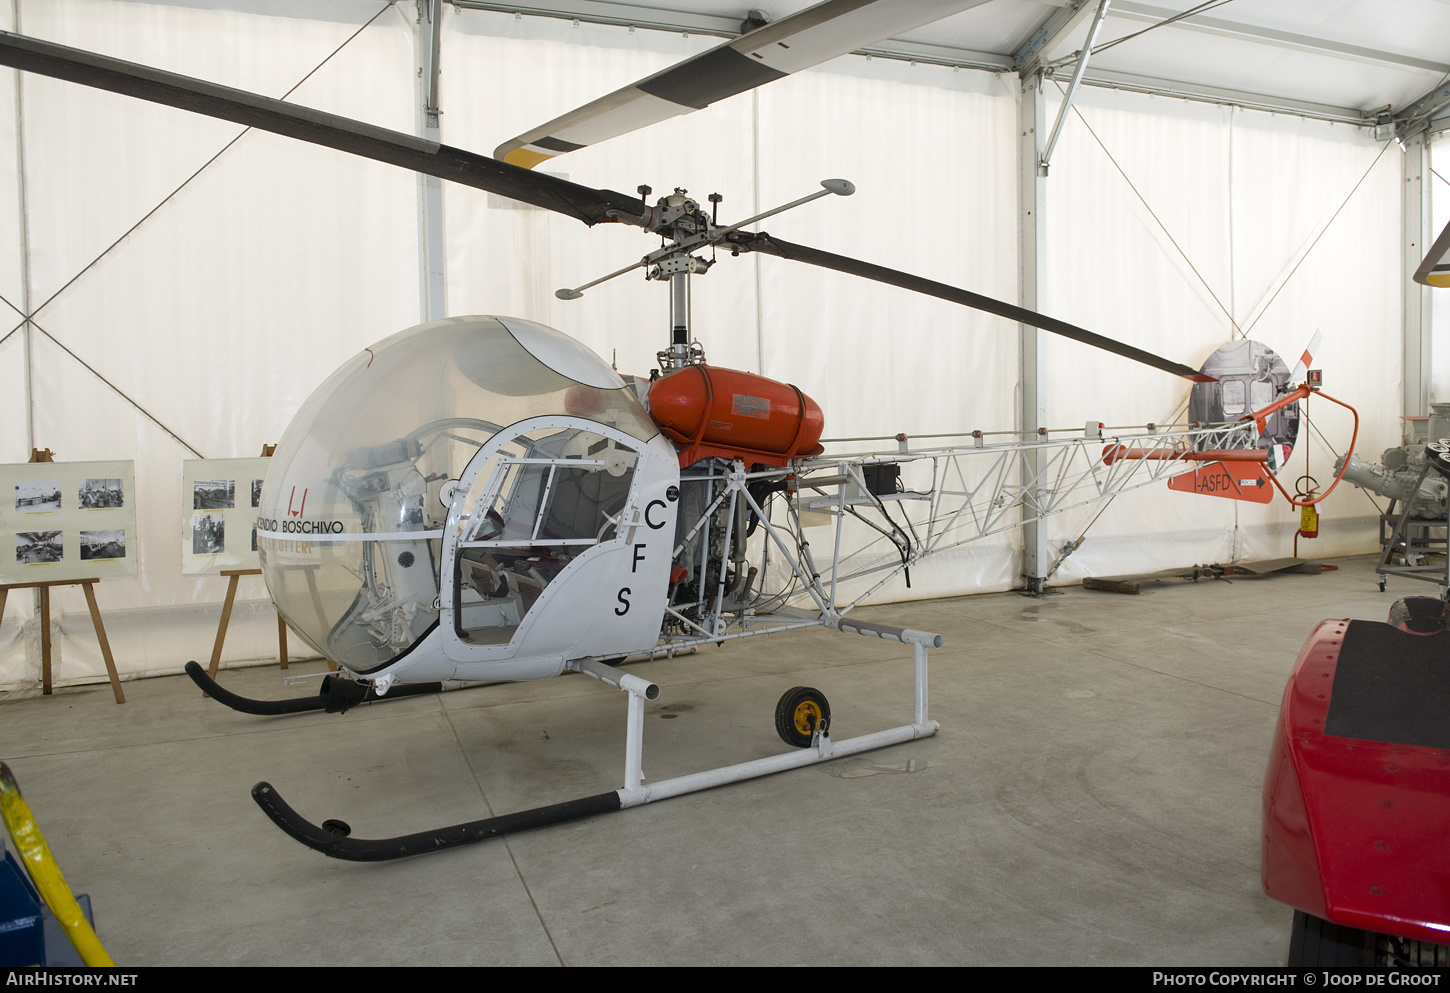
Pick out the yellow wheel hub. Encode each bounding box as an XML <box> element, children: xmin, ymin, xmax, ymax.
<box><xmin>792</xmin><ymin>701</ymin><xmax>823</xmax><ymax>735</ymax></box>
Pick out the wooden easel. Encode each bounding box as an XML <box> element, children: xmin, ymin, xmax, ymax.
<box><xmin>0</xmin><ymin>579</ymin><xmax>125</xmax><ymax>703</ymax></box>
<box><xmin>204</xmin><ymin>444</ymin><xmax>332</xmax><ymax>680</ymax></box>
<box><xmin>205</xmin><ymin>568</ymin><xmax>291</xmax><ymax>679</ymax></box>
<box><xmin>3</xmin><ymin>449</ymin><xmax>125</xmax><ymax>702</ymax></box>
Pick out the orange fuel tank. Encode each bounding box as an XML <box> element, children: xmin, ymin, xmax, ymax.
<box><xmin>647</xmin><ymin>365</ymin><xmax>825</xmax><ymax>468</ymax></box>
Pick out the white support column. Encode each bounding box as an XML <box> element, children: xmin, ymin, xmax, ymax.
<box><xmin>624</xmin><ymin>689</ymin><xmax>645</xmax><ymax>793</ymax></box>
<box><xmin>913</xmin><ymin>641</ymin><xmax>929</xmax><ymax>726</ymax></box>
<box><xmin>1019</xmin><ymin>71</ymin><xmax>1049</xmax><ymax>593</ymax></box>
<box><xmin>1404</xmin><ymin>129</ymin><xmax>1431</xmax><ymax>413</ymax></box>
<box><xmin>10</xmin><ymin>0</ymin><xmax>32</xmax><ymax>450</ymax></box>
<box><xmin>415</xmin><ymin>0</ymin><xmax>447</xmax><ymax>322</ymax></box>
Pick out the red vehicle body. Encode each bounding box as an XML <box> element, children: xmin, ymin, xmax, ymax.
<box><xmin>1262</xmin><ymin>597</ymin><xmax>1450</xmax><ymax>966</ymax></box>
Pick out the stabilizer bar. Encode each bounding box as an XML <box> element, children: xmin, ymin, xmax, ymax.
<box><xmin>183</xmin><ymin>660</ymin><xmax>441</xmax><ymax>716</ymax></box>
<box><xmin>251</xmin><ymin>781</ymin><xmax>621</xmax><ymax>861</ymax></box>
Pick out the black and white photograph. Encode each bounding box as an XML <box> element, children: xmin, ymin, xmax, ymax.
<box><xmin>192</xmin><ymin>513</ymin><xmax>225</xmax><ymax>554</ymax></box>
<box><xmin>16</xmin><ymin>530</ymin><xmax>63</xmax><ymax>564</ymax></box>
<box><xmin>179</xmin><ymin>458</ymin><xmax>268</xmax><ymax>574</ymax></box>
<box><xmin>80</xmin><ymin>529</ymin><xmax>126</xmax><ymax>561</ymax></box>
<box><xmin>251</xmin><ymin>521</ymin><xmax>258</xmax><ymax>552</ymax></box>
<box><xmin>15</xmin><ymin>479</ymin><xmax>61</xmax><ymax>512</ymax></box>
<box><xmin>193</xmin><ymin>479</ymin><xmax>235</xmax><ymax>510</ymax></box>
<box><xmin>1</xmin><ymin>461</ymin><xmax>136</xmax><ymax>583</ymax></box>
<box><xmin>78</xmin><ymin>477</ymin><xmax>125</xmax><ymax>509</ymax></box>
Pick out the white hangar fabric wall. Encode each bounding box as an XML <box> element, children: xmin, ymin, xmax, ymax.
<box><xmin>0</xmin><ymin>0</ymin><xmax>424</xmax><ymax>692</ymax></box>
<box><xmin>0</xmin><ymin>0</ymin><xmax>1408</xmax><ymax>693</ymax></box>
<box><xmin>1038</xmin><ymin>85</ymin><xmax>1401</xmax><ymax>583</ymax></box>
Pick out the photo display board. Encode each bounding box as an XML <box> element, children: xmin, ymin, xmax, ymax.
<box><xmin>0</xmin><ymin>461</ymin><xmax>138</xmax><ymax>584</ymax></box>
<box><xmin>181</xmin><ymin>458</ymin><xmax>271</xmax><ymax>575</ymax></box>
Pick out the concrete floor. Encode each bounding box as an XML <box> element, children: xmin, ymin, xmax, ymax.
<box><xmin>0</xmin><ymin>554</ymin><xmax>1412</xmax><ymax>966</ymax></box>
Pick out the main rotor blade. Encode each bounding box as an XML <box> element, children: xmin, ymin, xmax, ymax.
<box><xmin>733</xmin><ymin>232</ymin><xmax>1212</xmax><ymax>382</ymax></box>
<box><xmin>495</xmin><ymin>0</ymin><xmax>990</xmax><ymax>169</ymax></box>
<box><xmin>1415</xmin><ymin>219</ymin><xmax>1450</xmax><ymax>288</ymax></box>
<box><xmin>0</xmin><ymin>30</ymin><xmax>645</xmax><ymax>226</ymax></box>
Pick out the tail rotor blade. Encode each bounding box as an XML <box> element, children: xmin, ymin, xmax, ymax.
<box><xmin>1289</xmin><ymin>330</ymin><xmax>1321</xmax><ymax>385</ymax></box>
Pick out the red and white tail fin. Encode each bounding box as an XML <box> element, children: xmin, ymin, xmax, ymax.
<box><xmin>1289</xmin><ymin>331</ymin><xmax>1321</xmax><ymax>386</ymax></box>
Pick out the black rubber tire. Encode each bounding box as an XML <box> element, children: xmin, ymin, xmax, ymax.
<box><xmin>1387</xmin><ymin>596</ymin><xmax>1448</xmax><ymax>633</ymax></box>
<box><xmin>774</xmin><ymin>686</ymin><xmax>830</xmax><ymax>748</ymax></box>
<box><xmin>1286</xmin><ymin>910</ymin><xmax>1376</xmax><ymax>966</ymax></box>
<box><xmin>1382</xmin><ymin>933</ymin><xmax>1450</xmax><ymax>968</ymax></box>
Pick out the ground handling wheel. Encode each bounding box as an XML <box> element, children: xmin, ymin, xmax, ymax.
<box><xmin>1286</xmin><ymin>910</ymin><xmax>1375</xmax><ymax>966</ymax></box>
<box><xmin>775</xmin><ymin>686</ymin><xmax>831</xmax><ymax>748</ymax></box>
<box><xmin>1286</xmin><ymin>909</ymin><xmax>1450</xmax><ymax>967</ymax></box>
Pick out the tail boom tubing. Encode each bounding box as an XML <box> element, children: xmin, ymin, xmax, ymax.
<box><xmin>0</xmin><ymin>30</ymin><xmax>647</xmax><ymax>227</ymax></box>
<box><xmin>1103</xmin><ymin>446</ymin><xmax>1268</xmax><ymax>464</ymax></box>
<box><xmin>1103</xmin><ymin>384</ymin><xmax>1361</xmax><ymax>509</ymax></box>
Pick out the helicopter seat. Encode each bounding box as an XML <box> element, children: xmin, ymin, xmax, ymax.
<box><xmin>456</xmin><ymin>555</ymin><xmax>523</xmax><ymax>642</ymax></box>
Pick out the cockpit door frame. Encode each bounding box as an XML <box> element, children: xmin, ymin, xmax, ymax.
<box><xmin>439</xmin><ymin>414</ymin><xmax>656</xmax><ymax>663</ymax></box>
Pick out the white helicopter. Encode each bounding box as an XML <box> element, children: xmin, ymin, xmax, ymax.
<box><xmin>0</xmin><ymin>6</ymin><xmax>1314</xmax><ymax>860</ymax></box>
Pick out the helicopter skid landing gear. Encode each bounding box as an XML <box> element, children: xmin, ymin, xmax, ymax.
<box><xmin>184</xmin><ymin>661</ymin><xmax>443</xmax><ymax>716</ymax></box>
<box><xmin>252</xmin><ymin>781</ymin><xmax>622</xmax><ymax>861</ymax></box>
<box><xmin>612</xmin><ymin>619</ymin><xmax>938</xmax><ymax>808</ymax></box>
<box><xmin>249</xmin><ymin>619</ymin><xmax>941</xmax><ymax>861</ymax></box>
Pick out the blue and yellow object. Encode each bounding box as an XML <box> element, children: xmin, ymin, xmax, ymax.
<box><xmin>0</xmin><ymin>762</ymin><xmax>112</xmax><ymax>967</ymax></box>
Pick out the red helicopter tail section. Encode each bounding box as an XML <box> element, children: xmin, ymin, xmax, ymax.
<box><xmin>1167</xmin><ymin>459</ymin><xmax>1275</xmax><ymax>504</ymax></box>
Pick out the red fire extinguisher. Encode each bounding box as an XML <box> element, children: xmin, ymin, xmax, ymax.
<box><xmin>1295</xmin><ymin>479</ymin><xmax>1319</xmax><ymax>556</ymax></box>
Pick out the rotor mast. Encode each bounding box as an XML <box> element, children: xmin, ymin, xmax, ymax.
<box><xmin>557</xmin><ymin>180</ymin><xmax>856</xmax><ymax>373</ymax></box>
<box><xmin>668</xmin><ymin>269</ymin><xmax>692</xmax><ymax>369</ymax></box>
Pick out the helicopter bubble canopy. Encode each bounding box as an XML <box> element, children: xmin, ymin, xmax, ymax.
<box><xmin>256</xmin><ymin>316</ymin><xmax>661</xmax><ymax>674</ymax></box>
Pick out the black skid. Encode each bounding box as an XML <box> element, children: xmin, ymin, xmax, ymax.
<box><xmin>183</xmin><ymin>660</ymin><xmax>442</xmax><ymax>716</ymax></box>
<box><xmin>252</xmin><ymin>781</ymin><xmax>622</xmax><ymax>861</ymax></box>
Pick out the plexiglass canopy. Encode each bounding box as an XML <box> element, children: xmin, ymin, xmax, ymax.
<box><xmin>256</xmin><ymin>316</ymin><xmax>658</xmax><ymax>672</ymax></box>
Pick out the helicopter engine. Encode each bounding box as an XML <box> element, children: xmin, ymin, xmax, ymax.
<box><xmin>667</xmin><ymin>461</ymin><xmax>758</xmax><ymax>632</ymax></box>
<box><xmin>640</xmin><ymin>362</ymin><xmax>822</xmax><ymax>635</ymax></box>
<box><xmin>1331</xmin><ymin>402</ymin><xmax>1450</xmax><ymax>520</ymax></box>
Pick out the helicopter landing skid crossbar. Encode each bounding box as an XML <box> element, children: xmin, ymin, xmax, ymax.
<box><xmin>612</xmin><ymin>623</ymin><xmax>939</xmax><ymax>805</ymax></box>
<box><xmin>183</xmin><ymin>661</ymin><xmax>443</xmax><ymax>716</ymax></box>
<box><xmin>249</xmin><ymin>623</ymin><xmax>938</xmax><ymax>860</ymax></box>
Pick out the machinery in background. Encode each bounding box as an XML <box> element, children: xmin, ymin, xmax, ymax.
<box><xmin>1334</xmin><ymin>404</ymin><xmax>1450</xmax><ymax>591</ymax></box>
